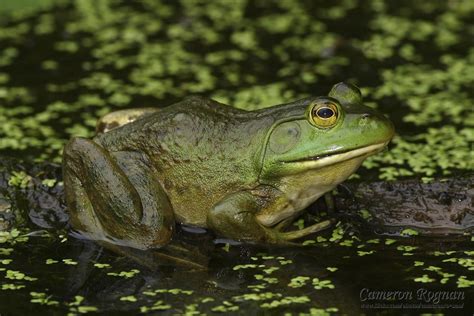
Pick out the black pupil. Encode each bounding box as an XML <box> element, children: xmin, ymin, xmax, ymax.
<box><xmin>316</xmin><ymin>107</ymin><xmax>334</xmax><ymax>119</ymax></box>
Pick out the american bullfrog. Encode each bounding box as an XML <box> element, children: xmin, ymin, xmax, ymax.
<box><xmin>63</xmin><ymin>82</ymin><xmax>394</xmax><ymax>249</ymax></box>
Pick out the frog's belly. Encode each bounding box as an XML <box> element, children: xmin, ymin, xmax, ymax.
<box><xmin>163</xmin><ymin>179</ymin><xmax>220</xmax><ymax>228</ymax></box>
<box><xmin>256</xmin><ymin>156</ymin><xmax>366</xmax><ymax>227</ymax></box>
<box><xmin>256</xmin><ymin>183</ymin><xmax>335</xmax><ymax>227</ymax></box>
<box><xmin>160</xmin><ymin>165</ymin><xmax>252</xmax><ymax>228</ymax></box>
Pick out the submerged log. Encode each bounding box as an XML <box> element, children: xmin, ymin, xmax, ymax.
<box><xmin>337</xmin><ymin>176</ymin><xmax>473</xmax><ymax>235</ymax></box>
<box><xmin>0</xmin><ymin>157</ymin><xmax>68</xmax><ymax>231</ymax></box>
<box><xmin>0</xmin><ymin>156</ymin><xmax>472</xmax><ymax>235</ymax></box>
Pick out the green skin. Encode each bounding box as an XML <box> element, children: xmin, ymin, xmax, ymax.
<box><xmin>63</xmin><ymin>83</ymin><xmax>394</xmax><ymax>250</ymax></box>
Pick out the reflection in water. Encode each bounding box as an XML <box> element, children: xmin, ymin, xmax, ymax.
<box><xmin>1</xmin><ymin>226</ymin><xmax>472</xmax><ymax>314</ymax></box>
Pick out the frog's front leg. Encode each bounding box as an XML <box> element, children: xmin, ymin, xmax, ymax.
<box><xmin>63</xmin><ymin>137</ymin><xmax>174</xmax><ymax>250</ymax></box>
<box><xmin>207</xmin><ymin>190</ymin><xmax>332</xmax><ymax>244</ymax></box>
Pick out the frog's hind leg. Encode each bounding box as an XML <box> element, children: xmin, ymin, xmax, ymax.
<box><xmin>63</xmin><ymin>137</ymin><xmax>174</xmax><ymax>249</ymax></box>
<box><xmin>63</xmin><ymin>161</ymin><xmax>105</xmax><ymax>240</ymax></box>
<box><xmin>96</xmin><ymin>107</ymin><xmax>159</xmax><ymax>134</ymax></box>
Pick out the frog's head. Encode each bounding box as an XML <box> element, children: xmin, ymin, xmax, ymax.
<box><xmin>259</xmin><ymin>82</ymin><xmax>394</xmax><ymax>181</ymax></box>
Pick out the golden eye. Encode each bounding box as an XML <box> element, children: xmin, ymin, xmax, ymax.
<box><xmin>310</xmin><ymin>102</ymin><xmax>339</xmax><ymax>128</ymax></box>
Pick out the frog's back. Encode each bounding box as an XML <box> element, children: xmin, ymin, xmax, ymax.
<box><xmin>95</xmin><ymin>97</ymin><xmax>273</xmax><ymax>226</ymax></box>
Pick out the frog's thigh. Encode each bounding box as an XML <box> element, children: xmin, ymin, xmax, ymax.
<box><xmin>112</xmin><ymin>151</ymin><xmax>174</xmax><ymax>240</ymax></box>
<box><xmin>63</xmin><ymin>158</ymin><xmax>105</xmax><ymax>239</ymax></box>
<box><xmin>63</xmin><ymin>137</ymin><xmax>173</xmax><ymax>249</ymax></box>
<box><xmin>207</xmin><ymin>191</ymin><xmax>278</xmax><ymax>243</ymax></box>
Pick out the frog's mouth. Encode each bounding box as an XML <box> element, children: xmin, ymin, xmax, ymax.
<box><xmin>285</xmin><ymin>142</ymin><xmax>388</xmax><ymax>169</ymax></box>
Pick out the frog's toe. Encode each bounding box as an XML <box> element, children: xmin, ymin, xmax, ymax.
<box><xmin>279</xmin><ymin>219</ymin><xmax>335</xmax><ymax>241</ymax></box>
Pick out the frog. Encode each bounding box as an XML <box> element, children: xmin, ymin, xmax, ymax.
<box><xmin>63</xmin><ymin>82</ymin><xmax>394</xmax><ymax>250</ymax></box>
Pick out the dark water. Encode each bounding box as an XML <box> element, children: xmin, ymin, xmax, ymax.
<box><xmin>1</xmin><ymin>229</ymin><xmax>472</xmax><ymax>315</ymax></box>
<box><xmin>0</xmin><ymin>0</ymin><xmax>473</xmax><ymax>314</ymax></box>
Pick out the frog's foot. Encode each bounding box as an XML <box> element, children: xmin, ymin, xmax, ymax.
<box><xmin>63</xmin><ymin>137</ymin><xmax>174</xmax><ymax>250</ymax></box>
<box><xmin>273</xmin><ymin>212</ymin><xmax>335</xmax><ymax>241</ymax></box>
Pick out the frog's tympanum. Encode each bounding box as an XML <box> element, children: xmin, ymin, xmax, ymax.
<box><xmin>63</xmin><ymin>83</ymin><xmax>394</xmax><ymax>249</ymax></box>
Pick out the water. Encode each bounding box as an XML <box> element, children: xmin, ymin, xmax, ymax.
<box><xmin>1</xmin><ymin>228</ymin><xmax>472</xmax><ymax>314</ymax></box>
<box><xmin>0</xmin><ymin>0</ymin><xmax>473</xmax><ymax>314</ymax></box>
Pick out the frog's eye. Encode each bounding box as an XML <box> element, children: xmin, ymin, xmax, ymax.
<box><xmin>309</xmin><ymin>101</ymin><xmax>339</xmax><ymax>128</ymax></box>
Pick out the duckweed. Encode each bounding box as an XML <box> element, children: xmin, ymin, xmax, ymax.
<box><xmin>232</xmin><ymin>264</ymin><xmax>261</xmax><ymax>270</ymax></box>
<box><xmin>260</xmin><ymin>296</ymin><xmax>310</xmax><ymax>309</ymax></box>
<box><xmin>233</xmin><ymin>292</ymin><xmax>281</xmax><ymax>301</ymax></box>
<box><xmin>0</xmin><ymin>0</ymin><xmax>471</xmax><ymax>181</ymax></box>
<box><xmin>41</xmin><ymin>178</ymin><xmax>57</xmax><ymax>187</ymax></box>
<box><xmin>76</xmin><ymin>306</ymin><xmax>99</xmax><ymax>313</ymax></box>
<box><xmin>7</xmin><ymin>171</ymin><xmax>32</xmax><ymax>189</ymax></box>
<box><xmin>384</xmin><ymin>239</ymin><xmax>397</xmax><ymax>245</ymax></box>
<box><xmin>107</xmin><ymin>269</ymin><xmax>140</xmax><ymax>279</ymax></box>
<box><xmin>397</xmin><ymin>245</ymin><xmax>418</xmax><ymax>252</ymax></box>
<box><xmin>442</xmin><ymin>257</ymin><xmax>474</xmax><ymax>270</ymax></box>
<box><xmin>0</xmin><ymin>229</ymin><xmax>28</xmax><ymax>244</ymax></box>
<box><xmin>0</xmin><ymin>248</ymin><xmax>13</xmax><ymax>255</ymax></box>
<box><xmin>139</xmin><ymin>300</ymin><xmax>171</xmax><ymax>313</ymax></box>
<box><xmin>329</xmin><ymin>225</ymin><xmax>344</xmax><ymax>242</ymax></box>
<box><xmin>339</xmin><ymin>239</ymin><xmax>354</xmax><ymax>247</ymax></box>
<box><xmin>254</xmin><ymin>275</ymin><xmax>278</xmax><ymax>284</ymax></box>
<box><xmin>414</xmin><ymin>274</ymin><xmax>436</xmax><ymax>283</ymax></box>
<box><xmin>312</xmin><ymin>278</ymin><xmax>335</xmax><ymax>290</ymax></box>
<box><xmin>288</xmin><ymin>276</ymin><xmax>310</xmax><ymax>288</ymax></box>
<box><xmin>93</xmin><ymin>263</ymin><xmax>111</xmax><ymax>269</ymax></box>
<box><xmin>62</xmin><ymin>258</ymin><xmax>78</xmax><ymax>265</ymax></box>
<box><xmin>456</xmin><ymin>276</ymin><xmax>474</xmax><ymax>288</ymax></box>
<box><xmin>68</xmin><ymin>296</ymin><xmax>98</xmax><ymax>314</ymax></box>
<box><xmin>279</xmin><ymin>259</ymin><xmax>293</xmax><ymax>265</ymax></box>
<box><xmin>30</xmin><ymin>292</ymin><xmax>59</xmax><ymax>306</ymax></box>
<box><xmin>0</xmin><ymin>0</ymin><xmax>472</xmax><ymax>314</ymax></box>
<box><xmin>1</xmin><ymin>283</ymin><xmax>25</xmax><ymax>290</ymax></box>
<box><xmin>366</xmin><ymin>239</ymin><xmax>380</xmax><ymax>244</ymax></box>
<box><xmin>119</xmin><ymin>295</ymin><xmax>137</xmax><ymax>302</ymax></box>
<box><xmin>5</xmin><ymin>269</ymin><xmax>37</xmax><ymax>281</ymax></box>
<box><xmin>400</xmin><ymin>229</ymin><xmax>419</xmax><ymax>236</ymax></box>
<box><xmin>212</xmin><ymin>300</ymin><xmax>239</xmax><ymax>312</ymax></box>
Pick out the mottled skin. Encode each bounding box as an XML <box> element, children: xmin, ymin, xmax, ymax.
<box><xmin>63</xmin><ymin>83</ymin><xmax>394</xmax><ymax>249</ymax></box>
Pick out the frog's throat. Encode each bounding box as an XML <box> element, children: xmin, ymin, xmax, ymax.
<box><xmin>284</xmin><ymin>141</ymin><xmax>387</xmax><ymax>169</ymax></box>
